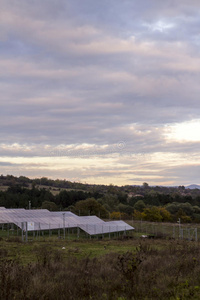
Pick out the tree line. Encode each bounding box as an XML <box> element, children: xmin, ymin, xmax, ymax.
<box><xmin>1</xmin><ymin>175</ymin><xmax>200</xmax><ymax>222</ymax></box>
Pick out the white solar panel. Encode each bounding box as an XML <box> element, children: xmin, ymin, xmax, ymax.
<box><xmin>0</xmin><ymin>208</ymin><xmax>134</xmax><ymax>235</ymax></box>
<box><xmin>79</xmin><ymin>221</ymin><xmax>133</xmax><ymax>235</ymax></box>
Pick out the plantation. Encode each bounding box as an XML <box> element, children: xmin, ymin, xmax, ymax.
<box><xmin>1</xmin><ymin>234</ymin><xmax>200</xmax><ymax>299</ymax></box>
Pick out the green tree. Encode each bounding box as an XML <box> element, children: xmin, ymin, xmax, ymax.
<box><xmin>133</xmin><ymin>210</ymin><xmax>143</xmax><ymax>220</ymax></box>
<box><xmin>159</xmin><ymin>207</ymin><xmax>172</xmax><ymax>222</ymax></box>
<box><xmin>110</xmin><ymin>211</ymin><xmax>127</xmax><ymax>220</ymax></box>
<box><xmin>75</xmin><ymin>198</ymin><xmax>108</xmax><ymax>218</ymax></box>
<box><xmin>41</xmin><ymin>201</ymin><xmax>58</xmax><ymax>211</ymax></box>
<box><xmin>99</xmin><ymin>194</ymin><xmax>119</xmax><ymax>212</ymax></box>
<box><xmin>176</xmin><ymin>208</ymin><xmax>192</xmax><ymax>223</ymax></box>
<box><xmin>142</xmin><ymin>207</ymin><xmax>163</xmax><ymax>222</ymax></box>
<box><xmin>193</xmin><ymin>206</ymin><xmax>200</xmax><ymax>214</ymax></box>
<box><xmin>134</xmin><ymin>200</ymin><xmax>146</xmax><ymax>212</ymax></box>
<box><xmin>143</xmin><ymin>182</ymin><xmax>149</xmax><ymax>189</ymax></box>
<box><xmin>117</xmin><ymin>203</ymin><xmax>134</xmax><ymax>215</ymax></box>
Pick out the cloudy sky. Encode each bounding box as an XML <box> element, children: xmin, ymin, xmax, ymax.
<box><xmin>1</xmin><ymin>0</ymin><xmax>200</xmax><ymax>186</ymax></box>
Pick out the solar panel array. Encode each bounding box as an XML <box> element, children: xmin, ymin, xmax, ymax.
<box><xmin>0</xmin><ymin>207</ymin><xmax>134</xmax><ymax>235</ymax></box>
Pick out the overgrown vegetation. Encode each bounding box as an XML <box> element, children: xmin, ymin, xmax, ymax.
<box><xmin>1</xmin><ymin>238</ymin><xmax>200</xmax><ymax>299</ymax></box>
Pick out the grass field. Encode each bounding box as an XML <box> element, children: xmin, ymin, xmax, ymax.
<box><xmin>1</xmin><ymin>219</ymin><xmax>200</xmax><ymax>246</ymax></box>
<box><xmin>1</xmin><ymin>229</ymin><xmax>200</xmax><ymax>299</ymax></box>
<box><xmin>1</xmin><ymin>221</ymin><xmax>200</xmax><ymax>299</ymax></box>
<box><xmin>0</xmin><ymin>236</ymin><xmax>140</xmax><ymax>263</ymax></box>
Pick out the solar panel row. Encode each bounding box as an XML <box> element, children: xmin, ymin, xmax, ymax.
<box><xmin>0</xmin><ymin>207</ymin><xmax>134</xmax><ymax>235</ymax></box>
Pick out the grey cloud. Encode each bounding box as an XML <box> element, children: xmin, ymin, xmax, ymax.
<box><xmin>159</xmin><ymin>165</ymin><xmax>200</xmax><ymax>186</ymax></box>
<box><xmin>0</xmin><ymin>162</ymin><xmax>20</xmax><ymax>166</ymax></box>
<box><xmin>1</xmin><ymin>0</ymin><xmax>200</xmax><ymax>185</ymax></box>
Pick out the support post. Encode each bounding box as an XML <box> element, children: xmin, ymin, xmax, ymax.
<box><xmin>63</xmin><ymin>213</ymin><xmax>65</xmax><ymax>239</ymax></box>
<box><xmin>25</xmin><ymin>222</ymin><xmax>28</xmax><ymax>242</ymax></box>
<box><xmin>21</xmin><ymin>222</ymin><xmax>24</xmax><ymax>242</ymax></box>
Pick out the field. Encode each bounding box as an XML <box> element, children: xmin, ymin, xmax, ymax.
<box><xmin>1</xmin><ymin>227</ymin><xmax>200</xmax><ymax>299</ymax></box>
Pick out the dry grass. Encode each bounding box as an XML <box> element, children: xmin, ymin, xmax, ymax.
<box><xmin>1</xmin><ymin>239</ymin><xmax>200</xmax><ymax>299</ymax></box>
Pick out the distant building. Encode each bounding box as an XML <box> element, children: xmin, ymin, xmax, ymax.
<box><xmin>128</xmin><ymin>193</ymin><xmax>144</xmax><ymax>198</ymax></box>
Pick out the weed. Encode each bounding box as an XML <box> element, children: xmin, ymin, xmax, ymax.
<box><xmin>1</xmin><ymin>239</ymin><xmax>200</xmax><ymax>299</ymax></box>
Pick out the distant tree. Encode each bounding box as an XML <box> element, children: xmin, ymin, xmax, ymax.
<box><xmin>110</xmin><ymin>211</ymin><xmax>119</xmax><ymax>219</ymax></box>
<box><xmin>55</xmin><ymin>190</ymin><xmax>90</xmax><ymax>208</ymax></box>
<box><xmin>65</xmin><ymin>205</ymin><xmax>75</xmax><ymax>212</ymax></box>
<box><xmin>145</xmin><ymin>190</ymin><xmax>161</xmax><ymax>206</ymax></box>
<box><xmin>117</xmin><ymin>203</ymin><xmax>134</xmax><ymax>215</ymax></box>
<box><xmin>178</xmin><ymin>185</ymin><xmax>185</xmax><ymax>190</ymax></box>
<box><xmin>41</xmin><ymin>201</ymin><xmax>58</xmax><ymax>211</ymax></box>
<box><xmin>129</xmin><ymin>196</ymin><xmax>144</xmax><ymax>207</ymax></box>
<box><xmin>180</xmin><ymin>202</ymin><xmax>194</xmax><ymax>216</ymax></box>
<box><xmin>56</xmin><ymin>190</ymin><xmax>73</xmax><ymax>208</ymax></box>
<box><xmin>100</xmin><ymin>194</ymin><xmax>119</xmax><ymax>212</ymax></box>
<box><xmin>74</xmin><ymin>197</ymin><xmax>108</xmax><ymax>218</ymax></box>
<box><xmin>193</xmin><ymin>206</ymin><xmax>200</xmax><ymax>214</ymax></box>
<box><xmin>143</xmin><ymin>182</ymin><xmax>149</xmax><ymax>189</ymax></box>
<box><xmin>142</xmin><ymin>207</ymin><xmax>163</xmax><ymax>222</ymax></box>
<box><xmin>117</xmin><ymin>191</ymin><xmax>128</xmax><ymax>204</ymax></box>
<box><xmin>173</xmin><ymin>193</ymin><xmax>182</xmax><ymax>203</ymax></box>
<box><xmin>176</xmin><ymin>208</ymin><xmax>192</xmax><ymax>223</ymax></box>
<box><xmin>181</xmin><ymin>215</ymin><xmax>192</xmax><ymax>223</ymax></box>
<box><xmin>31</xmin><ymin>181</ymin><xmax>37</xmax><ymax>189</ymax></box>
<box><xmin>134</xmin><ymin>200</ymin><xmax>146</xmax><ymax>212</ymax></box>
<box><xmin>18</xmin><ymin>176</ymin><xmax>30</xmax><ymax>187</ymax></box>
<box><xmin>40</xmin><ymin>177</ymin><xmax>49</xmax><ymax>186</ymax></box>
<box><xmin>109</xmin><ymin>211</ymin><xmax>128</xmax><ymax>220</ymax></box>
<box><xmin>133</xmin><ymin>210</ymin><xmax>143</xmax><ymax>220</ymax></box>
<box><xmin>159</xmin><ymin>207</ymin><xmax>172</xmax><ymax>222</ymax></box>
<box><xmin>107</xmin><ymin>184</ymin><xmax>118</xmax><ymax>194</ymax></box>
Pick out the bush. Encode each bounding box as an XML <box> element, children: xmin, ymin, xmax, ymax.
<box><xmin>1</xmin><ymin>241</ymin><xmax>200</xmax><ymax>299</ymax></box>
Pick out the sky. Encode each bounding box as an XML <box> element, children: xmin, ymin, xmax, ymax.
<box><xmin>1</xmin><ymin>0</ymin><xmax>200</xmax><ymax>186</ymax></box>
